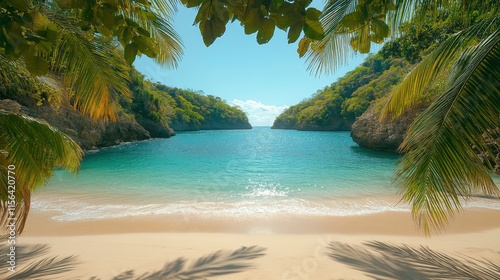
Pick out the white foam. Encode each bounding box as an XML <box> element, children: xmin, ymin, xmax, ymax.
<box><xmin>32</xmin><ymin>197</ymin><xmax>400</xmax><ymax>221</ymax></box>
<box><xmin>242</xmin><ymin>183</ymin><xmax>288</xmax><ymax>198</ymax></box>
<box><xmin>31</xmin><ymin>194</ymin><xmax>500</xmax><ymax>222</ymax></box>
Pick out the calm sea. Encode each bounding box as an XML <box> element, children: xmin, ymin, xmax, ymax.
<box><xmin>32</xmin><ymin>127</ymin><xmax>500</xmax><ymax>221</ymax></box>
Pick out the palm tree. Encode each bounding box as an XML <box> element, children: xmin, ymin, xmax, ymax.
<box><xmin>306</xmin><ymin>0</ymin><xmax>499</xmax><ymax>234</ymax></box>
<box><xmin>0</xmin><ymin>111</ymin><xmax>82</xmax><ymax>234</ymax></box>
<box><xmin>0</xmin><ymin>0</ymin><xmax>183</xmax><ymax>235</ymax></box>
<box><xmin>380</xmin><ymin>18</ymin><xmax>500</xmax><ymax>234</ymax></box>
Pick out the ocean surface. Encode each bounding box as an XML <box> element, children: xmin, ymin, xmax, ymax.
<box><xmin>33</xmin><ymin>127</ymin><xmax>500</xmax><ymax>221</ymax></box>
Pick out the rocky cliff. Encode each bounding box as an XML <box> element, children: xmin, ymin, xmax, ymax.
<box><xmin>0</xmin><ymin>99</ymin><xmax>156</xmax><ymax>151</ymax></box>
<box><xmin>350</xmin><ymin>104</ymin><xmax>424</xmax><ymax>152</ymax></box>
<box><xmin>351</xmin><ymin>103</ymin><xmax>500</xmax><ymax>175</ymax></box>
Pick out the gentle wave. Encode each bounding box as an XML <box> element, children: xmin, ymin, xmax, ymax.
<box><xmin>31</xmin><ymin>195</ymin><xmax>500</xmax><ymax>222</ymax></box>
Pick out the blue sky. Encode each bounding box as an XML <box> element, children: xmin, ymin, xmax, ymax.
<box><xmin>134</xmin><ymin>5</ymin><xmax>376</xmax><ymax>126</ymax></box>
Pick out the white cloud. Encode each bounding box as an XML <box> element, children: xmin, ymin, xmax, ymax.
<box><xmin>231</xmin><ymin>99</ymin><xmax>289</xmax><ymax>127</ymax></box>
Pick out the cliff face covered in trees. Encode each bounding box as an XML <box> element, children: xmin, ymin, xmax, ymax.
<box><xmin>0</xmin><ymin>68</ymin><xmax>251</xmax><ymax>150</ymax></box>
<box><xmin>272</xmin><ymin>55</ymin><xmax>410</xmax><ymax>131</ymax></box>
<box><xmin>272</xmin><ymin>8</ymin><xmax>481</xmax><ymax>151</ymax></box>
<box><xmin>126</xmin><ymin>70</ymin><xmax>251</xmax><ymax>132</ymax></box>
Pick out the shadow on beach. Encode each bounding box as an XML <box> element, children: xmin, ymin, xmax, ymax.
<box><xmin>327</xmin><ymin>241</ymin><xmax>500</xmax><ymax>280</ymax></box>
<box><xmin>0</xmin><ymin>244</ymin><xmax>266</xmax><ymax>280</ymax></box>
<box><xmin>0</xmin><ymin>244</ymin><xmax>77</xmax><ymax>280</ymax></box>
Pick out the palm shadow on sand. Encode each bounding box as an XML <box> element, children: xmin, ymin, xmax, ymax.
<box><xmin>107</xmin><ymin>245</ymin><xmax>266</xmax><ymax>280</ymax></box>
<box><xmin>327</xmin><ymin>241</ymin><xmax>500</xmax><ymax>280</ymax></box>
<box><xmin>0</xmin><ymin>244</ymin><xmax>77</xmax><ymax>280</ymax></box>
<box><xmin>0</xmin><ymin>244</ymin><xmax>266</xmax><ymax>280</ymax></box>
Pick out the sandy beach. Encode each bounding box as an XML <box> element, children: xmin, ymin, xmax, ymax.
<box><xmin>4</xmin><ymin>208</ymin><xmax>499</xmax><ymax>279</ymax></box>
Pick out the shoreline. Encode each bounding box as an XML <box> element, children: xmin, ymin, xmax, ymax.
<box><xmin>22</xmin><ymin>207</ymin><xmax>500</xmax><ymax>236</ymax></box>
<box><xmin>29</xmin><ymin>189</ymin><xmax>500</xmax><ymax>226</ymax></box>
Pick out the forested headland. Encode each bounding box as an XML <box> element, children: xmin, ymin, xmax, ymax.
<box><xmin>272</xmin><ymin>7</ymin><xmax>493</xmax><ymax>150</ymax></box>
<box><xmin>0</xmin><ymin>67</ymin><xmax>251</xmax><ymax>150</ymax></box>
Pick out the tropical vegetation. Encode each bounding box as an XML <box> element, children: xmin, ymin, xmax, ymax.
<box><xmin>380</xmin><ymin>11</ymin><xmax>500</xmax><ymax>233</ymax></box>
<box><xmin>127</xmin><ymin>70</ymin><xmax>250</xmax><ymax>131</ymax></box>
<box><xmin>272</xmin><ymin>54</ymin><xmax>409</xmax><ymax>130</ymax></box>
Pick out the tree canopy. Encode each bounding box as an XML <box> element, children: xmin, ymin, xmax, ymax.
<box><xmin>272</xmin><ymin>54</ymin><xmax>408</xmax><ymax>130</ymax></box>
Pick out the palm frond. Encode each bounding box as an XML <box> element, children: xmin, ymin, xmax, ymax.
<box><xmin>118</xmin><ymin>0</ymin><xmax>183</xmax><ymax>67</ymax></box>
<box><xmin>0</xmin><ymin>111</ymin><xmax>82</xmax><ymax>234</ymax></box>
<box><xmin>304</xmin><ymin>0</ymin><xmax>354</xmax><ymax>75</ymax></box>
<box><xmin>381</xmin><ymin>17</ymin><xmax>500</xmax><ymax>119</ymax></box>
<box><xmin>47</xmin><ymin>14</ymin><xmax>131</xmax><ymax>121</ymax></box>
<box><xmin>134</xmin><ymin>12</ymin><xmax>183</xmax><ymax>67</ymax></box>
<box><xmin>391</xmin><ymin>29</ymin><xmax>500</xmax><ymax>234</ymax></box>
<box><xmin>388</xmin><ymin>0</ymin><xmax>419</xmax><ymax>35</ymax></box>
<box><xmin>306</xmin><ymin>33</ymin><xmax>353</xmax><ymax>76</ymax></box>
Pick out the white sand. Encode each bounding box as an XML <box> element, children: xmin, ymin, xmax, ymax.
<box><xmin>3</xmin><ymin>209</ymin><xmax>499</xmax><ymax>279</ymax></box>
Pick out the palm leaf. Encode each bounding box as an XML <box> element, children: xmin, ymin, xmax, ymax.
<box><xmin>381</xmin><ymin>17</ymin><xmax>500</xmax><ymax>119</ymax></box>
<box><xmin>47</xmin><ymin>14</ymin><xmax>132</xmax><ymax>121</ymax></box>
<box><xmin>305</xmin><ymin>0</ymin><xmax>355</xmax><ymax>75</ymax></box>
<box><xmin>390</xmin><ymin>29</ymin><xmax>500</xmax><ymax>234</ymax></box>
<box><xmin>117</xmin><ymin>0</ymin><xmax>183</xmax><ymax>67</ymax></box>
<box><xmin>0</xmin><ymin>111</ymin><xmax>82</xmax><ymax>234</ymax></box>
<box><xmin>133</xmin><ymin>11</ymin><xmax>183</xmax><ymax>67</ymax></box>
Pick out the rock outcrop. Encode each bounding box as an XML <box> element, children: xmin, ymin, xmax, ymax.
<box><xmin>1</xmin><ymin>99</ymin><xmax>151</xmax><ymax>150</ymax></box>
<box><xmin>350</xmin><ymin>105</ymin><xmax>424</xmax><ymax>152</ymax></box>
<box><xmin>136</xmin><ymin>118</ymin><xmax>175</xmax><ymax>138</ymax></box>
<box><xmin>352</xmin><ymin>105</ymin><xmax>500</xmax><ymax>175</ymax></box>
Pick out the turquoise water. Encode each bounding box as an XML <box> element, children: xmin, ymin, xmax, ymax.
<box><xmin>33</xmin><ymin>127</ymin><xmax>500</xmax><ymax>221</ymax></box>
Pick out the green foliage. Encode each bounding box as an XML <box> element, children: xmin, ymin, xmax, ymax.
<box><xmin>274</xmin><ymin>6</ymin><xmax>482</xmax><ymax>132</ymax></box>
<box><xmin>0</xmin><ymin>111</ymin><xmax>82</xmax><ymax>234</ymax></box>
<box><xmin>381</xmin><ymin>18</ymin><xmax>500</xmax><ymax>235</ymax></box>
<box><xmin>154</xmin><ymin>84</ymin><xmax>250</xmax><ymax>130</ymax></box>
<box><xmin>273</xmin><ymin>54</ymin><xmax>404</xmax><ymax>130</ymax></box>
<box><xmin>182</xmin><ymin>0</ymin><xmax>400</xmax><ymax>62</ymax></box>
<box><xmin>0</xmin><ymin>55</ymin><xmax>61</xmax><ymax>107</ymax></box>
<box><xmin>182</xmin><ymin>0</ymin><xmax>325</xmax><ymax>46</ymax></box>
<box><xmin>304</xmin><ymin>0</ymin><xmax>400</xmax><ymax>75</ymax></box>
<box><xmin>126</xmin><ymin>70</ymin><xmax>176</xmax><ymax>126</ymax></box>
<box><xmin>0</xmin><ymin>0</ymin><xmax>182</xmax><ymax>76</ymax></box>
<box><xmin>1</xmin><ymin>0</ymin><xmax>183</xmax><ymax>121</ymax></box>
<box><xmin>125</xmin><ymin>69</ymin><xmax>250</xmax><ymax>131</ymax></box>
<box><xmin>341</xmin><ymin>60</ymin><xmax>408</xmax><ymax>120</ymax></box>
